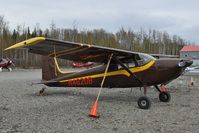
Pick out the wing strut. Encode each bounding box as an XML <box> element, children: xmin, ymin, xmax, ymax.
<box><xmin>112</xmin><ymin>56</ymin><xmax>145</xmax><ymax>86</ymax></box>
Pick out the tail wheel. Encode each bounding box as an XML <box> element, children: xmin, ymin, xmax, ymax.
<box><xmin>39</xmin><ymin>87</ymin><xmax>46</xmax><ymax>95</ymax></box>
<box><xmin>138</xmin><ymin>96</ymin><xmax>151</xmax><ymax>109</ymax></box>
<box><xmin>159</xmin><ymin>91</ymin><xmax>171</xmax><ymax>102</ymax></box>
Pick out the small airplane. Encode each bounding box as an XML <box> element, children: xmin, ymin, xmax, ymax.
<box><xmin>0</xmin><ymin>58</ymin><xmax>15</xmax><ymax>72</ymax></box>
<box><xmin>71</xmin><ymin>61</ymin><xmax>95</xmax><ymax>68</ymax></box>
<box><xmin>4</xmin><ymin>37</ymin><xmax>193</xmax><ymax>112</ymax></box>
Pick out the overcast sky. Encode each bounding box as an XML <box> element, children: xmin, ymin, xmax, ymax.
<box><xmin>0</xmin><ymin>0</ymin><xmax>198</xmax><ymax>44</ymax></box>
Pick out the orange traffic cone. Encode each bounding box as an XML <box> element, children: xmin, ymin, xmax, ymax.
<box><xmin>161</xmin><ymin>84</ymin><xmax>165</xmax><ymax>92</ymax></box>
<box><xmin>89</xmin><ymin>100</ymin><xmax>100</xmax><ymax>118</ymax></box>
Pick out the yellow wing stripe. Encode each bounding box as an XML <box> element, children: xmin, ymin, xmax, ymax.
<box><xmin>4</xmin><ymin>37</ymin><xmax>45</xmax><ymax>51</ymax></box>
<box><xmin>59</xmin><ymin>60</ymin><xmax>155</xmax><ymax>83</ymax></box>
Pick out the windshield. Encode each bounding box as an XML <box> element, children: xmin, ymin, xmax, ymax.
<box><xmin>136</xmin><ymin>53</ymin><xmax>155</xmax><ymax>66</ymax></box>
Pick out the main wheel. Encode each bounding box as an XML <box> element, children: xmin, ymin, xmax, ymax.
<box><xmin>159</xmin><ymin>91</ymin><xmax>171</xmax><ymax>102</ymax></box>
<box><xmin>138</xmin><ymin>96</ymin><xmax>151</xmax><ymax>109</ymax></box>
<box><xmin>39</xmin><ymin>87</ymin><xmax>46</xmax><ymax>95</ymax></box>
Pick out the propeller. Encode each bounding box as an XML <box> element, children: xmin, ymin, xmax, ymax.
<box><xmin>178</xmin><ymin>60</ymin><xmax>193</xmax><ymax>68</ymax></box>
<box><xmin>178</xmin><ymin>60</ymin><xmax>186</xmax><ymax>67</ymax></box>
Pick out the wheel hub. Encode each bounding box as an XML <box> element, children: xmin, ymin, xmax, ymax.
<box><xmin>141</xmin><ymin>100</ymin><xmax>147</xmax><ymax>106</ymax></box>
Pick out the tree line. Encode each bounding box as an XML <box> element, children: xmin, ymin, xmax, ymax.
<box><xmin>0</xmin><ymin>16</ymin><xmax>189</xmax><ymax>67</ymax></box>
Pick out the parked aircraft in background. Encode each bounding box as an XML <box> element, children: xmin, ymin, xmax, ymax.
<box><xmin>0</xmin><ymin>58</ymin><xmax>15</xmax><ymax>72</ymax></box>
<box><xmin>71</xmin><ymin>61</ymin><xmax>95</xmax><ymax>68</ymax></box>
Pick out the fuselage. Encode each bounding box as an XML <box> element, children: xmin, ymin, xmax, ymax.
<box><xmin>45</xmin><ymin>58</ymin><xmax>192</xmax><ymax>88</ymax></box>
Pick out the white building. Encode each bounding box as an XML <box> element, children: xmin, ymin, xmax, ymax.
<box><xmin>180</xmin><ymin>46</ymin><xmax>199</xmax><ymax>66</ymax></box>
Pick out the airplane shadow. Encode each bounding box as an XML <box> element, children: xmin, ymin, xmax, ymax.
<box><xmin>25</xmin><ymin>88</ymin><xmax>160</xmax><ymax>104</ymax></box>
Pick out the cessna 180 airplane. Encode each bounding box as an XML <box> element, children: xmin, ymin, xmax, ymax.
<box><xmin>4</xmin><ymin>37</ymin><xmax>193</xmax><ymax>113</ymax></box>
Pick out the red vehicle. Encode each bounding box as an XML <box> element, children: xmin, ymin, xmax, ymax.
<box><xmin>72</xmin><ymin>62</ymin><xmax>95</xmax><ymax>68</ymax></box>
<box><xmin>0</xmin><ymin>58</ymin><xmax>15</xmax><ymax>72</ymax></box>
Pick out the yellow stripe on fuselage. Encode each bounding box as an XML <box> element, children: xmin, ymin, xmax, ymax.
<box><xmin>59</xmin><ymin>60</ymin><xmax>155</xmax><ymax>83</ymax></box>
<box><xmin>4</xmin><ymin>37</ymin><xmax>45</xmax><ymax>51</ymax></box>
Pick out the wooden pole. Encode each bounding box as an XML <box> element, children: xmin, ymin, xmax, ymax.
<box><xmin>96</xmin><ymin>53</ymin><xmax>113</xmax><ymax>101</ymax></box>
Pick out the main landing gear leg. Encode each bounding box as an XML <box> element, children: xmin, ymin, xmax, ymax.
<box><xmin>113</xmin><ymin>57</ymin><xmax>151</xmax><ymax>109</ymax></box>
<box><xmin>154</xmin><ymin>85</ymin><xmax>171</xmax><ymax>102</ymax></box>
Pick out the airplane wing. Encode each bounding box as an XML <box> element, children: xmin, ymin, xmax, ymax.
<box><xmin>4</xmin><ymin>37</ymin><xmax>141</xmax><ymax>63</ymax></box>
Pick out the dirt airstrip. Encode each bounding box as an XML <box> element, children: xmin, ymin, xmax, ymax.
<box><xmin>0</xmin><ymin>69</ymin><xmax>199</xmax><ymax>133</ymax></box>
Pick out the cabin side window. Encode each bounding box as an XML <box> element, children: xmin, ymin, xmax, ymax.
<box><xmin>118</xmin><ymin>62</ymin><xmax>136</xmax><ymax>69</ymax></box>
<box><xmin>109</xmin><ymin>53</ymin><xmax>155</xmax><ymax>71</ymax></box>
<box><xmin>117</xmin><ymin>57</ymin><xmax>136</xmax><ymax>69</ymax></box>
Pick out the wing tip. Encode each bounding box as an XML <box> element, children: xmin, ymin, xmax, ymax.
<box><xmin>4</xmin><ymin>37</ymin><xmax>45</xmax><ymax>51</ymax></box>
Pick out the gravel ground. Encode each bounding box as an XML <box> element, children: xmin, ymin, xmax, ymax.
<box><xmin>0</xmin><ymin>69</ymin><xmax>199</xmax><ymax>133</ymax></box>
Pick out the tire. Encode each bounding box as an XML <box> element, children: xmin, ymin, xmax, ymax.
<box><xmin>39</xmin><ymin>87</ymin><xmax>45</xmax><ymax>95</ymax></box>
<box><xmin>8</xmin><ymin>67</ymin><xmax>12</xmax><ymax>72</ymax></box>
<box><xmin>138</xmin><ymin>96</ymin><xmax>151</xmax><ymax>109</ymax></box>
<box><xmin>159</xmin><ymin>91</ymin><xmax>171</xmax><ymax>102</ymax></box>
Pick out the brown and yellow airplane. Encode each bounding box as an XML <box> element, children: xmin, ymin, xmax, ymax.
<box><xmin>4</xmin><ymin>37</ymin><xmax>192</xmax><ymax>110</ymax></box>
